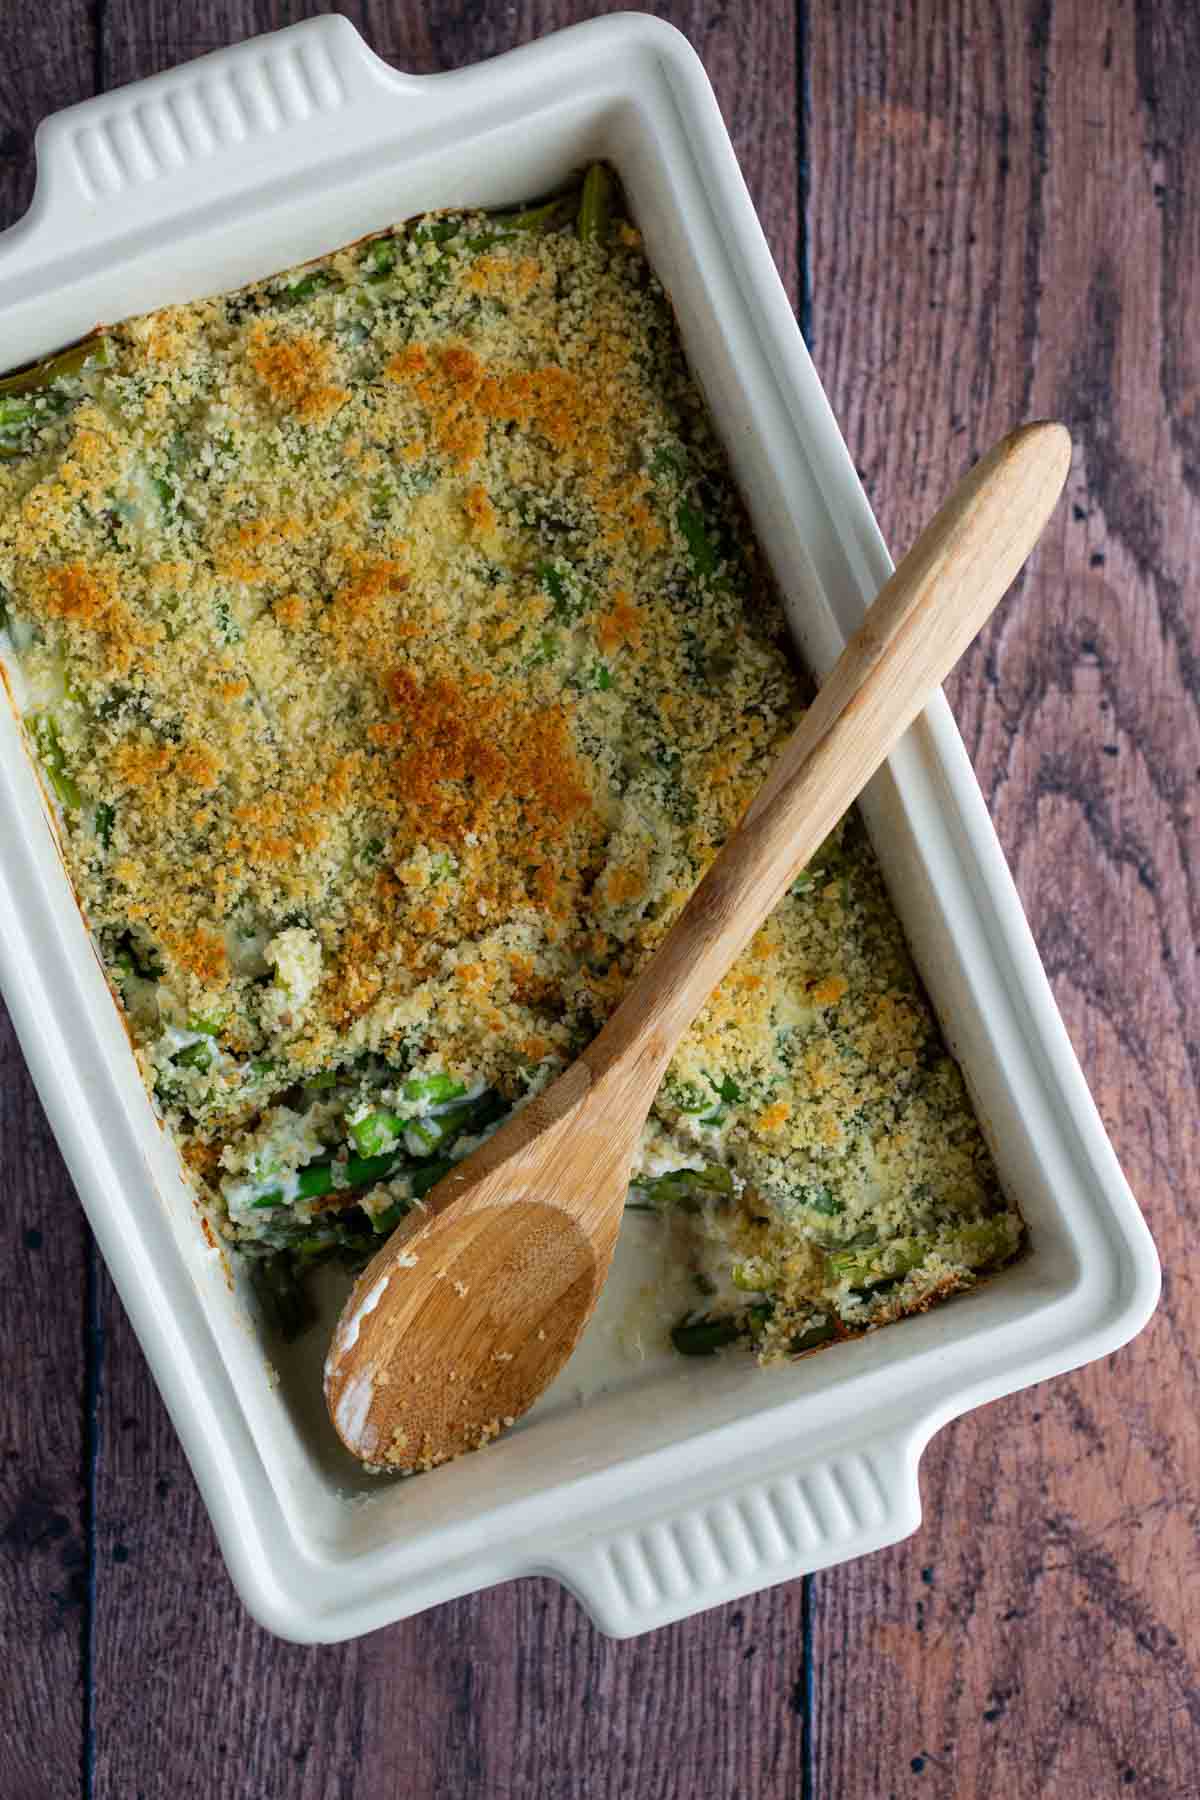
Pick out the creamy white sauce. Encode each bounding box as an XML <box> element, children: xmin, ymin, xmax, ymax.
<box><xmin>336</xmin><ymin>1271</ymin><xmax>389</xmax><ymax>1357</ymax></box>
<box><xmin>332</xmin><ymin>1367</ymin><xmax>378</xmax><ymax>1454</ymax></box>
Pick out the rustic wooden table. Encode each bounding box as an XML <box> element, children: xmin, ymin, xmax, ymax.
<box><xmin>2</xmin><ymin>2</ymin><xmax>1196</xmax><ymax>1795</ymax></box>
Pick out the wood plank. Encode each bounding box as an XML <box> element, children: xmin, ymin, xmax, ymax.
<box><xmin>90</xmin><ymin>4</ymin><xmax>805</xmax><ymax>1797</ymax></box>
<box><xmin>0</xmin><ymin>1010</ymin><xmax>89</xmax><ymax>1800</ymax></box>
<box><xmin>806</xmin><ymin>2</ymin><xmax>1200</xmax><ymax>1796</ymax></box>
<box><xmin>0</xmin><ymin>11</ymin><xmax>98</xmax><ymax>1795</ymax></box>
<box><xmin>92</xmin><ymin>1332</ymin><xmax>810</xmax><ymax>1799</ymax></box>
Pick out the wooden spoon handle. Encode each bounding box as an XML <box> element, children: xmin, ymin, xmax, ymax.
<box><xmin>584</xmin><ymin>421</ymin><xmax>1070</xmax><ymax>1075</ymax></box>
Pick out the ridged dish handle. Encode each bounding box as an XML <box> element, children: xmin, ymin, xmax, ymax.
<box><xmin>21</xmin><ymin>16</ymin><xmax>415</xmax><ymax>252</ymax></box>
<box><xmin>542</xmin><ymin>1427</ymin><xmax>925</xmax><ymax>1637</ymax></box>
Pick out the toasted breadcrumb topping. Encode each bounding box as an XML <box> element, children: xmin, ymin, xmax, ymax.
<box><xmin>0</xmin><ymin>193</ymin><xmax>1019</xmax><ymax>1359</ymax></box>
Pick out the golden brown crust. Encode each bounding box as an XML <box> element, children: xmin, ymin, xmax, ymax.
<box><xmin>0</xmin><ymin>208</ymin><xmax>1015</xmax><ymax>1342</ymax></box>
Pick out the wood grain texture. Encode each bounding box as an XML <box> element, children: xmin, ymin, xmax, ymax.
<box><xmin>93</xmin><ymin>1321</ymin><xmax>809</xmax><ymax>1798</ymax></box>
<box><xmin>806</xmin><ymin>2</ymin><xmax>1200</xmax><ymax>1796</ymax></box>
<box><xmin>1</xmin><ymin>0</ymin><xmax>1194</xmax><ymax>1796</ymax></box>
<box><xmin>0</xmin><ymin>11</ymin><xmax>96</xmax><ymax>1795</ymax></box>
<box><xmin>0</xmin><ymin>1015</ymin><xmax>89</xmax><ymax>1800</ymax></box>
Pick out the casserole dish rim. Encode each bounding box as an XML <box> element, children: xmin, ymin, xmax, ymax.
<box><xmin>0</xmin><ymin>10</ymin><xmax>1159</xmax><ymax>1641</ymax></box>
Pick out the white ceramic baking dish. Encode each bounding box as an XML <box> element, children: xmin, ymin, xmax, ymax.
<box><xmin>0</xmin><ymin>12</ymin><xmax>1158</xmax><ymax>1642</ymax></box>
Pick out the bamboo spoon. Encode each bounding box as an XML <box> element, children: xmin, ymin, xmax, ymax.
<box><xmin>325</xmin><ymin>421</ymin><xmax>1071</xmax><ymax>1470</ymax></box>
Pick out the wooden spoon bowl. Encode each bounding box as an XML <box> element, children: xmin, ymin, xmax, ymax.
<box><xmin>325</xmin><ymin>421</ymin><xmax>1072</xmax><ymax>1470</ymax></box>
<box><xmin>326</xmin><ymin>1056</ymin><xmax>649</xmax><ymax>1464</ymax></box>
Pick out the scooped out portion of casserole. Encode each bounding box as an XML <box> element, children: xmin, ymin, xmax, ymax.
<box><xmin>0</xmin><ymin>166</ymin><xmax>1022</xmax><ymax>1364</ymax></box>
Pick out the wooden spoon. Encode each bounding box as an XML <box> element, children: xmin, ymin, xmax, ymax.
<box><xmin>325</xmin><ymin>421</ymin><xmax>1071</xmax><ymax>1470</ymax></box>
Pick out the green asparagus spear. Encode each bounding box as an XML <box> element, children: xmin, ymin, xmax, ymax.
<box><xmin>539</xmin><ymin>561</ymin><xmax>590</xmax><ymax>623</ymax></box>
<box><xmin>676</xmin><ymin>498</ymin><xmax>719</xmax><ymax>581</ymax></box>
<box><xmin>401</xmin><ymin>1072</ymin><xmax>468</xmax><ymax>1106</ymax></box>
<box><xmin>362</xmin><ymin>241</ymin><xmax>396</xmax><ymax>281</ymax></box>
<box><xmin>113</xmin><ymin>930</ymin><xmax>163</xmax><ymax>981</ymax></box>
<box><xmin>409</xmin><ymin>1157</ymin><xmax>453</xmax><ymax>1200</ymax></box>
<box><xmin>369</xmin><ymin>1202</ymin><xmax>407</xmax><ymax>1235</ymax></box>
<box><xmin>392</xmin><ymin>1096</ymin><xmax>509</xmax><ymax>1203</ymax></box>
<box><xmin>250</xmin><ymin>1145</ymin><xmax>407</xmax><ymax>1210</ymax></box>
<box><xmin>789</xmin><ymin>1318</ymin><xmax>838</xmax><ymax>1354</ymax></box>
<box><xmin>251</xmin><ymin>1089</ymin><xmax>509</xmax><ymax>1210</ymax></box>
<box><xmin>348</xmin><ymin>1108</ymin><xmax>404</xmax><ymax>1158</ymax></box>
<box><xmin>469</xmin><ymin>190</ymin><xmax>579</xmax><ymax>245</ymax></box>
<box><xmin>0</xmin><ymin>393</ymin><xmax>70</xmax><ymax>430</ymax></box>
<box><xmin>671</xmin><ymin>1299</ymin><xmax>779</xmax><ymax>1357</ymax></box>
<box><xmin>366</xmin><ymin>191</ymin><xmax>579</xmax><ymax>279</ymax></box>
<box><xmin>631</xmin><ymin>1163</ymin><xmax>735</xmax><ymax>1213</ymax></box>
<box><xmin>405</xmin><ymin>1087</ymin><xmax>508</xmax><ymax>1157</ymax></box>
<box><xmin>0</xmin><ymin>333</ymin><xmax>114</xmax><ymax>399</ymax></box>
<box><xmin>826</xmin><ymin>1216</ymin><xmax>1022</xmax><ymax>1289</ymax></box>
<box><xmin>411</xmin><ymin>216</ymin><xmax>468</xmax><ymax>251</ymax></box>
<box><xmin>31</xmin><ymin>713</ymin><xmax>81</xmax><ymax>808</ymax></box>
<box><xmin>0</xmin><ymin>336</ymin><xmax>115</xmax><ymax>458</ymax></box>
<box><xmin>577</xmin><ymin>164</ymin><xmax>613</xmax><ymax>244</ymax></box>
<box><xmin>671</xmin><ymin>1314</ymin><xmax>742</xmax><ymax>1356</ymax></box>
<box><xmin>404</xmin><ymin>1097</ymin><xmax>480</xmax><ymax>1157</ymax></box>
<box><xmin>276</xmin><ymin>269</ymin><xmax>345</xmax><ymax>307</ymax></box>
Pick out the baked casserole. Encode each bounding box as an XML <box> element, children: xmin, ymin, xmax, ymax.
<box><xmin>0</xmin><ymin>168</ymin><xmax>1021</xmax><ymax>1363</ymax></box>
